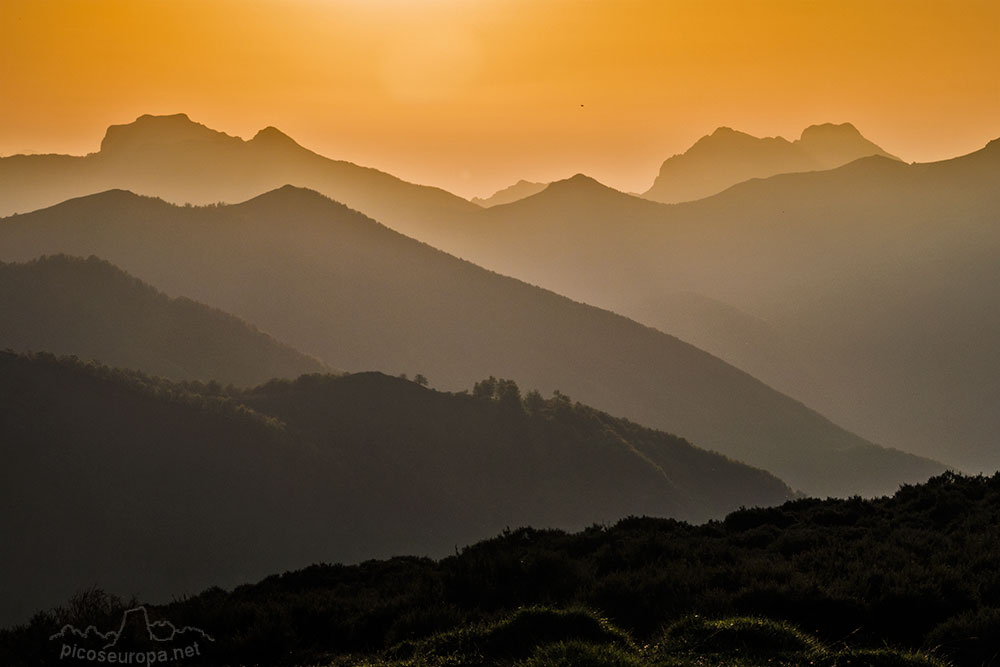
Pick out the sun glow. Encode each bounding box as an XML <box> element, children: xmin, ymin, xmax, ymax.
<box><xmin>1</xmin><ymin>0</ymin><xmax>998</xmax><ymax>197</ymax></box>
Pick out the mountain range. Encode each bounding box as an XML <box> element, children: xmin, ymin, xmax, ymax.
<box><xmin>2</xmin><ymin>112</ymin><xmax>986</xmax><ymax>633</ymax></box>
<box><xmin>642</xmin><ymin>122</ymin><xmax>898</xmax><ymax>203</ymax></box>
<box><xmin>0</xmin><ymin>254</ymin><xmax>326</xmax><ymax>386</ymax></box>
<box><xmin>0</xmin><ymin>115</ymin><xmax>896</xmax><ymax>246</ymax></box>
<box><xmin>0</xmin><ymin>113</ymin><xmax>477</xmax><ymax>243</ymax></box>
<box><xmin>435</xmin><ymin>140</ymin><xmax>1000</xmax><ymax>474</ymax></box>
<box><xmin>2</xmin><ymin>115</ymin><xmax>985</xmax><ymax>477</ymax></box>
<box><xmin>0</xmin><ymin>351</ymin><xmax>793</xmax><ymax>626</ymax></box>
<box><xmin>0</xmin><ymin>187</ymin><xmax>946</xmax><ymax>496</ymax></box>
<box><xmin>420</xmin><ymin>124</ymin><xmax>895</xmax><ymax>210</ymax></box>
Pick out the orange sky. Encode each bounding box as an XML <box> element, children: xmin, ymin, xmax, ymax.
<box><xmin>1</xmin><ymin>0</ymin><xmax>999</xmax><ymax>198</ymax></box>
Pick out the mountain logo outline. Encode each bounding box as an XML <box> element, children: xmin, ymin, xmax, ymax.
<box><xmin>50</xmin><ymin>606</ymin><xmax>215</xmax><ymax>649</ymax></box>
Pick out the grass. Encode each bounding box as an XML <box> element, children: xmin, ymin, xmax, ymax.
<box><xmin>384</xmin><ymin>606</ymin><xmax>634</xmax><ymax>664</ymax></box>
<box><xmin>316</xmin><ymin>609</ymin><xmax>949</xmax><ymax>667</ymax></box>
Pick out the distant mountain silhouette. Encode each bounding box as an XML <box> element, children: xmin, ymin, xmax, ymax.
<box><xmin>99</xmin><ymin>113</ymin><xmax>243</xmax><ymax>154</ymax></box>
<box><xmin>471</xmin><ymin>180</ymin><xmax>548</xmax><ymax>207</ymax></box>
<box><xmin>0</xmin><ymin>113</ymin><xmax>477</xmax><ymax>241</ymax></box>
<box><xmin>540</xmin><ymin>173</ymin><xmax>629</xmax><ymax>200</ymax></box>
<box><xmin>0</xmin><ymin>254</ymin><xmax>326</xmax><ymax>385</ymax></box>
<box><xmin>0</xmin><ymin>352</ymin><xmax>793</xmax><ymax>626</ymax></box>
<box><xmin>642</xmin><ymin>123</ymin><xmax>898</xmax><ymax>203</ymax></box>
<box><xmin>0</xmin><ymin>187</ymin><xmax>943</xmax><ymax>496</ymax></box>
<box><xmin>428</xmin><ymin>140</ymin><xmax>1000</xmax><ymax>473</ymax></box>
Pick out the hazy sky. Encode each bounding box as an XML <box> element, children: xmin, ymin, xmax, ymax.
<box><xmin>2</xmin><ymin>0</ymin><xmax>998</xmax><ymax>198</ymax></box>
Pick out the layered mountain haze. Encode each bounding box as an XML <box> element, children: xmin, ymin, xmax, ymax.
<box><xmin>0</xmin><ymin>352</ymin><xmax>793</xmax><ymax>626</ymax></box>
<box><xmin>453</xmin><ymin>174</ymin><xmax>667</xmax><ymax>308</ymax></box>
<box><xmin>438</xmin><ymin>140</ymin><xmax>1000</xmax><ymax>473</ymax></box>
<box><xmin>5</xmin><ymin>1</ymin><xmax>1000</xmax><ymax>660</ymax></box>
<box><xmin>0</xmin><ymin>254</ymin><xmax>327</xmax><ymax>385</ymax></box>
<box><xmin>0</xmin><ymin>115</ymin><xmax>898</xmax><ymax>249</ymax></box>
<box><xmin>642</xmin><ymin>123</ymin><xmax>898</xmax><ymax>203</ymax></box>
<box><xmin>0</xmin><ymin>113</ymin><xmax>478</xmax><ymax>242</ymax></box>
<box><xmin>0</xmin><ymin>187</ymin><xmax>943</xmax><ymax>497</ymax></box>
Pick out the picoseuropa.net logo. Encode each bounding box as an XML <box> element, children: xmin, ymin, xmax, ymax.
<box><xmin>50</xmin><ymin>606</ymin><xmax>214</xmax><ymax>664</ymax></box>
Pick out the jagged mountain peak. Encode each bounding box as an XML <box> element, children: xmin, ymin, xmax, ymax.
<box><xmin>100</xmin><ymin>113</ymin><xmax>241</xmax><ymax>153</ymax></box>
<box><xmin>644</xmin><ymin>122</ymin><xmax>896</xmax><ymax>203</ymax></box>
<box><xmin>694</xmin><ymin>127</ymin><xmax>790</xmax><ymax>149</ymax></box>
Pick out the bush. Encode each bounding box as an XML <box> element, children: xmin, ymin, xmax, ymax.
<box><xmin>926</xmin><ymin>606</ymin><xmax>1000</xmax><ymax>666</ymax></box>
<box><xmin>659</xmin><ymin>615</ymin><xmax>821</xmax><ymax>658</ymax></box>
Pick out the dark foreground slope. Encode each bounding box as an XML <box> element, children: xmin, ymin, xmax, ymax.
<box><xmin>5</xmin><ymin>472</ymin><xmax>994</xmax><ymax>666</ymax></box>
<box><xmin>0</xmin><ymin>254</ymin><xmax>326</xmax><ymax>385</ymax></box>
<box><xmin>0</xmin><ymin>188</ymin><xmax>943</xmax><ymax>496</ymax></box>
<box><xmin>0</xmin><ymin>352</ymin><xmax>791</xmax><ymax>627</ymax></box>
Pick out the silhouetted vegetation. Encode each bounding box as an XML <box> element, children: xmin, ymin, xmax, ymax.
<box><xmin>5</xmin><ymin>469</ymin><xmax>998</xmax><ymax>665</ymax></box>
